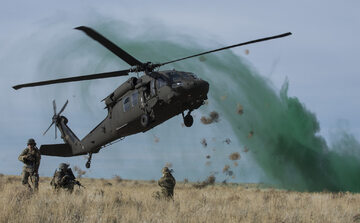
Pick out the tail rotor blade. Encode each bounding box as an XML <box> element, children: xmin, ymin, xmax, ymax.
<box><xmin>53</xmin><ymin>100</ymin><xmax>57</xmax><ymax>115</ymax></box>
<box><xmin>55</xmin><ymin>125</ymin><xmax>57</xmax><ymax>139</ymax></box>
<box><xmin>58</xmin><ymin>100</ymin><xmax>68</xmax><ymax>115</ymax></box>
<box><xmin>43</xmin><ymin>121</ymin><xmax>55</xmax><ymax>136</ymax></box>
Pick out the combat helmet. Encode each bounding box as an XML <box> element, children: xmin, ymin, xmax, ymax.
<box><xmin>162</xmin><ymin>167</ymin><xmax>171</xmax><ymax>174</ymax></box>
<box><xmin>27</xmin><ymin>138</ymin><xmax>36</xmax><ymax>146</ymax></box>
<box><xmin>59</xmin><ymin>163</ymin><xmax>69</xmax><ymax>170</ymax></box>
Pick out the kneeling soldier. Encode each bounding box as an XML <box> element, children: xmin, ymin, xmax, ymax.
<box><xmin>50</xmin><ymin>163</ymin><xmax>82</xmax><ymax>193</ymax></box>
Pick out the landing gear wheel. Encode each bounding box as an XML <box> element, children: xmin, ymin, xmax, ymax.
<box><xmin>140</xmin><ymin>114</ymin><xmax>149</xmax><ymax>127</ymax></box>
<box><xmin>85</xmin><ymin>153</ymin><xmax>92</xmax><ymax>169</ymax></box>
<box><xmin>184</xmin><ymin>114</ymin><xmax>193</xmax><ymax>127</ymax></box>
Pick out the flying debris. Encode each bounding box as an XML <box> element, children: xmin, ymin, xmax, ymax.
<box><xmin>223</xmin><ymin>165</ymin><xmax>233</xmax><ymax>177</ymax></box>
<box><xmin>224</xmin><ymin>138</ymin><xmax>231</xmax><ymax>144</ymax></box>
<box><xmin>229</xmin><ymin>152</ymin><xmax>241</xmax><ymax>161</ymax></box>
<box><xmin>73</xmin><ymin>166</ymin><xmax>86</xmax><ymax>178</ymax></box>
<box><xmin>200</xmin><ymin>111</ymin><xmax>220</xmax><ymax>124</ymax></box>
<box><xmin>248</xmin><ymin>131</ymin><xmax>254</xmax><ymax>138</ymax></box>
<box><xmin>237</xmin><ymin>104</ymin><xmax>244</xmax><ymax>115</ymax></box>
<box><xmin>233</xmin><ymin>161</ymin><xmax>238</xmax><ymax>167</ymax></box>
<box><xmin>193</xmin><ymin>175</ymin><xmax>216</xmax><ymax>189</ymax></box>
<box><xmin>206</xmin><ymin>155</ymin><xmax>211</xmax><ymax>159</ymax></box>
<box><xmin>201</xmin><ymin>138</ymin><xmax>208</xmax><ymax>147</ymax></box>
<box><xmin>154</xmin><ymin>135</ymin><xmax>160</xmax><ymax>143</ymax></box>
<box><xmin>223</xmin><ymin>165</ymin><xmax>230</xmax><ymax>173</ymax></box>
<box><xmin>244</xmin><ymin>49</ymin><xmax>250</xmax><ymax>55</ymax></box>
<box><xmin>199</xmin><ymin>56</ymin><xmax>206</xmax><ymax>62</ymax></box>
<box><xmin>243</xmin><ymin>147</ymin><xmax>249</xmax><ymax>153</ymax></box>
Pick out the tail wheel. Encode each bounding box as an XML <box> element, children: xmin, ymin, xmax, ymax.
<box><xmin>140</xmin><ymin>114</ymin><xmax>149</xmax><ymax>127</ymax></box>
<box><xmin>184</xmin><ymin>114</ymin><xmax>193</xmax><ymax>127</ymax></box>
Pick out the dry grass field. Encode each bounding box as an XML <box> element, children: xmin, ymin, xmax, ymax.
<box><xmin>1</xmin><ymin>175</ymin><xmax>360</xmax><ymax>223</ymax></box>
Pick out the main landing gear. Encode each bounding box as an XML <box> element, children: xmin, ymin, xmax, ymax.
<box><xmin>182</xmin><ymin>110</ymin><xmax>193</xmax><ymax>127</ymax></box>
<box><xmin>86</xmin><ymin>153</ymin><xmax>92</xmax><ymax>168</ymax></box>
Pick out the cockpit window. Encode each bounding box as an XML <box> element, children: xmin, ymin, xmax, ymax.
<box><xmin>157</xmin><ymin>78</ymin><xmax>167</xmax><ymax>89</ymax></box>
<box><xmin>171</xmin><ymin>73</ymin><xmax>182</xmax><ymax>82</ymax></box>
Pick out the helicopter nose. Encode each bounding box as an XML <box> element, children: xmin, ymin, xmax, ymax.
<box><xmin>197</xmin><ymin>79</ymin><xmax>209</xmax><ymax>95</ymax></box>
<box><xmin>187</xmin><ymin>79</ymin><xmax>209</xmax><ymax>100</ymax></box>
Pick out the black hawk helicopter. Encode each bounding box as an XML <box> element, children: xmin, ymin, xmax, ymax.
<box><xmin>13</xmin><ymin>26</ymin><xmax>291</xmax><ymax>168</ymax></box>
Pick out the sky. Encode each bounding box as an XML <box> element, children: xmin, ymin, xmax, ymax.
<box><xmin>0</xmin><ymin>0</ymin><xmax>360</xmax><ymax>185</ymax></box>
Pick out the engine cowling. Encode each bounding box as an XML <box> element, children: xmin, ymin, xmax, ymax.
<box><xmin>104</xmin><ymin>77</ymin><xmax>138</xmax><ymax>108</ymax></box>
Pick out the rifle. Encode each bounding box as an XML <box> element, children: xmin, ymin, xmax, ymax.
<box><xmin>72</xmin><ymin>180</ymin><xmax>85</xmax><ymax>189</ymax></box>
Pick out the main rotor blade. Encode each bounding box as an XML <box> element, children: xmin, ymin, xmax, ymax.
<box><xmin>160</xmin><ymin>32</ymin><xmax>292</xmax><ymax>66</ymax></box>
<box><xmin>43</xmin><ymin>121</ymin><xmax>55</xmax><ymax>136</ymax></box>
<box><xmin>75</xmin><ymin>26</ymin><xmax>143</xmax><ymax>67</ymax></box>
<box><xmin>13</xmin><ymin>69</ymin><xmax>130</xmax><ymax>90</ymax></box>
<box><xmin>53</xmin><ymin>100</ymin><xmax>57</xmax><ymax>115</ymax></box>
<box><xmin>58</xmin><ymin>100</ymin><xmax>68</xmax><ymax>116</ymax></box>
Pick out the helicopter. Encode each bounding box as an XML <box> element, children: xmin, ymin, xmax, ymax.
<box><xmin>13</xmin><ymin>26</ymin><xmax>291</xmax><ymax>168</ymax></box>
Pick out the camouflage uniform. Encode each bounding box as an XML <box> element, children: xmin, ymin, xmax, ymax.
<box><xmin>50</xmin><ymin>163</ymin><xmax>77</xmax><ymax>193</ymax></box>
<box><xmin>18</xmin><ymin>139</ymin><xmax>41</xmax><ymax>191</ymax></box>
<box><xmin>154</xmin><ymin>167</ymin><xmax>176</xmax><ymax>200</ymax></box>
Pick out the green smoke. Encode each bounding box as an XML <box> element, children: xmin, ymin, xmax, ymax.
<box><xmin>38</xmin><ymin>20</ymin><xmax>360</xmax><ymax>191</ymax></box>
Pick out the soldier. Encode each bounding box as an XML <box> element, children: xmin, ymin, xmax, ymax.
<box><xmin>18</xmin><ymin>138</ymin><xmax>41</xmax><ymax>191</ymax></box>
<box><xmin>50</xmin><ymin>163</ymin><xmax>82</xmax><ymax>193</ymax></box>
<box><xmin>153</xmin><ymin>166</ymin><xmax>176</xmax><ymax>200</ymax></box>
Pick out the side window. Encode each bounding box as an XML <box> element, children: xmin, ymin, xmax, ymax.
<box><xmin>123</xmin><ymin>97</ymin><xmax>131</xmax><ymax>112</ymax></box>
<box><xmin>150</xmin><ymin>79</ymin><xmax>156</xmax><ymax>96</ymax></box>
<box><xmin>131</xmin><ymin>91</ymin><xmax>138</xmax><ymax>107</ymax></box>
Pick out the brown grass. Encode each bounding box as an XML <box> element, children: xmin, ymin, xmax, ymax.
<box><xmin>0</xmin><ymin>175</ymin><xmax>359</xmax><ymax>222</ymax></box>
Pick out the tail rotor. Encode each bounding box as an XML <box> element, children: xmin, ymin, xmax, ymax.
<box><xmin>43</xmin><ymin>100</ymin><xmax>68</xmax><ymax>139</ymax></box>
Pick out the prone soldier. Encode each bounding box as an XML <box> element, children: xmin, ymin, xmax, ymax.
<box><xmin>18</xmin><ymin>138</ymin><xmax>41</xmax><ymax>191</ymax></box>
<box><xmin>50</xmin><ymin>163</ymin><xmax>83</xmax><ymax>193</ymax></box>
<box><xmin>153</xmin><ymin>167</ymin><xmax>176</xmax><ymax>200</ymax></box>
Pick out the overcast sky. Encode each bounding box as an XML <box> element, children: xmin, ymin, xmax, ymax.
<box><xmin>0</xmin><ymin>0</ymin><xmax>359</xmax><ymax>181</ymax></box>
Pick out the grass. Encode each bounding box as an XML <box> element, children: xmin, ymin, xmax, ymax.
<box><xmin>0</xmin><ymin>175</ymin><xmax>359</xmax><ymax>223</ymax></box>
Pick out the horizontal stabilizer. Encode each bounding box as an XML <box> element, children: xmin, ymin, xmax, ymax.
<box><xmin>40</xmin><ymin>144</ymin><xmax>74</xmax><ymax>157</ymax></box>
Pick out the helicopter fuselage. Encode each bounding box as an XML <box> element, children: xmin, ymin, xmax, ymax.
<box><xmin>51</xmin><ymin>70</ymin><xmax>209</xmax><ymax>157</ymax></box>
